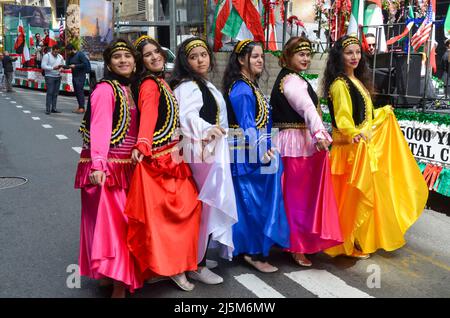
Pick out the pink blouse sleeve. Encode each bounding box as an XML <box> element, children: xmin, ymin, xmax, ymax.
<box><xmin>283</xmin><ymin>75</ymin><xmax>332</xmax><ymax>143</ymax></box>
<box><xmin>89</xmin><ymin>82</ymin><xmax>115</xmax><ymax>172</ymax></box>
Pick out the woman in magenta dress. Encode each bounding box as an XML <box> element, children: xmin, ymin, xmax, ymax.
<box><xmin>75</xmin><ymin>39</ymin><xmax>142</xmax><ymax>297</ymax></box>
<box><xmin>270</xmin><ymin>37</ymin><xmax>342</xmax><ymax>266</ymax></box>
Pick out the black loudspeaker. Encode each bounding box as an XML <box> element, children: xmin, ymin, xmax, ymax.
<box><xmin>370</xmin><ymin>52</ymin><xmax>422</xmax><ymax>107</ymax></box>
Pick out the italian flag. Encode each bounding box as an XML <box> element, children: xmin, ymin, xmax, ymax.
<box><xmin>364</xmin><ymin>0</ymin><xmax>387</xmax><ymax>52</ymax></box>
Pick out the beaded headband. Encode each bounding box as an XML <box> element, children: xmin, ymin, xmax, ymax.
<box><xmin>234</xmin><ymin>39</ymin><xmax>253</xmax><ymax>54</ymax></box>
<box><xmin>342</xmin><ymin>36</ymin><xmax>361</xmax><ymax>49</ymax></box>
<box><xmin>134</xmin><ymin>35</ymin><xmax>155</xmax><ymax>48</ymax></box>
<box><xmin>110</xmin><ymin>41</ymin><xmax>133</xmax><ymax>55</ymax></box>
<box><xmin>184</xmin><ymin>39</ymin><xmax>208</xmax><ymax>55</ymax></box>
<box><xmin>294</xmin><ymin>41</ymin><xmax>312</xmax><ymax>53</ymax></box>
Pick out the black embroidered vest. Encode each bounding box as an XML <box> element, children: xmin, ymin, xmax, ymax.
<box><xmin>271</xmin><ymin>68</ymin><xmax>319</xmax><ymax>130</ymax></box>
<box><xmin>226</xmin><ymin>76</ymin><xmax>269</xmax><ymax>129</ymax></box>
<box><xmin>327</xmin><ymin>75</ymin><xmax>372</xmax><ymax>129</ymax></box>
<box><xmin>195</xmin><ymin>80</ymin><xmax>219</xmax><ymax>125</ymax></box>
<box><xmin>140</xmin><ymin>74</ymin><xmax>179</xmax><ymax>148</ymax></box>
<box><xmin>79</xmin><ymin>80</ymin><xmax>131</xmax><ymax>147</ymax></box>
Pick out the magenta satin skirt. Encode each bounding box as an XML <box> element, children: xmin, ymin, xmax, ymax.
<box><xmin>79</xmin><ymin>185</ymin><xmax>143</xmax><ymax>292</ymax></box>
<box><xmin>282</xmin><ymin>151</ymin><xmax>343</xmax><ymax>254</ymax></box>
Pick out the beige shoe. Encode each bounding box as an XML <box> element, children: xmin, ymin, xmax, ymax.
<box><xmin>292</xmin><ymin>253</ymin><xmax>312</xmax><ymax>267</ymax></box>
<box><xmin>170</xmin><ymin>272</ymin><xmax>195</xmax><ymax>291</ymax></box>
<box><xmin>243</xmin><ymin>255</ymin><xmax>278</xmax><ymax>273</ymax></box>
<box><xmin>348</xmin><ymin>250</ymin><xmax>370</xmax><ymax>259</ymax></box>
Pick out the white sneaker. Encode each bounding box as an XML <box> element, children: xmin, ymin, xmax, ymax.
<box><xmin>170</xmin><ymin>273</ymin><xmax>195</xmax><ymax>291</ymax></box>
<box><xmin>188</xmin><ymin>267</ymin><xmax>224</xmax><ymax>285</ymax></box>
<box><xmin>206</xmin><ymin>259</ymin><xmax>218</xmax><ymax>269</ymax></box>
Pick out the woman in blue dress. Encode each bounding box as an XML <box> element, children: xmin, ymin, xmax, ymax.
<box><xmin>223</xmin><ymin>39</ymin><xmax>290</xmax><ymax>273</ymax></box>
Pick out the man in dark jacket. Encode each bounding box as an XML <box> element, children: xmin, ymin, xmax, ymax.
<box><xmin>2</xmin><ymin>51</ymin><xmax>17</xmax><ymax>93</ymax></box>
<box><xmin>66</xmin><ymin>44</ymin><xmax>90</xmax><ymax>114</ymax></box>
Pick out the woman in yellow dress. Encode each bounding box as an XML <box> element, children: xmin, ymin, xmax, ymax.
<box><xmin>322</xmin><ymin>35</ymin><xmax>428</xmax><ymax>258</ymax></box>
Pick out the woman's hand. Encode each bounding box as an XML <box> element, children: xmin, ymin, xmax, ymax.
<box><xmin>89</xmin><ymin>170</ymin><xmax>106</xmax><ymax>186</ymax></box>
<box><xmin>204</xmin><ymin>126</ymin><xmax>226</xmax><ymax>142</ymax></box>
<box><xmin>261</xmin><ymin>148</ymin><xmax>276</xmax><ymax>164</ymax></box>
<box><xmin>315</xmin><ymin>139</ymin><xmax>330</xmax><ymax>151</ymax></box>
<box><xmin>352</xmin><ymin>133</ymin><xmax>367</xmax><ymax>144</ymax></box>
<box><xmin>131</xmin><ymin>148</ymin><xmax>144</xmax><ymax>164</ymax></box>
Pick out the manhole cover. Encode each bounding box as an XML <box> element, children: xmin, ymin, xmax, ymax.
<box><xmin>0</xmin><ymin>177</ymin><xmax>28</xmax><ymax>190</ymax></box>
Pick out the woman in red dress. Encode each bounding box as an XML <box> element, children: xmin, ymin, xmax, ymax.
<box><xmin>124</xmin><ymin>36</ymin><xmax>202</xmax><ymax>292</ymax></box>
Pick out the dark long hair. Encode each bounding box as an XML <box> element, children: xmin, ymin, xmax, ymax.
<box><xmin>169</xmin><ymin>37</ymin><xmax>215</xmax><ymax>89</ymax></box>
<box><xmin>134</xmin><ymin>36</ymin><xmax>167</xmax><ymax>77</ymax></box>
<box><xmin>321</xmin><ymin>35</ymin><xmax>372</xmax><ymax>97</ymax></box>
<box><xmin>222</xmin><ymin>41</ymin><xmax>264</xmax><ymax>94</ymax></box>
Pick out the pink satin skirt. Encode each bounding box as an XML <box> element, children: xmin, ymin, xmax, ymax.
<box><xmin>79</xmin><ymin>185</ymin><xmax>143</xmax><ymax>292</ymax></box>
<box><xmin>282</xmin><ymin>151</ymin><xmax>343</xmax><ymax>254</ymax></box>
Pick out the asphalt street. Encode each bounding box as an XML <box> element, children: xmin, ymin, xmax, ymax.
<box><xmin>0</xmin><ymin>87</ymin><xmax>449</xmax><ymax>298</ymax></box>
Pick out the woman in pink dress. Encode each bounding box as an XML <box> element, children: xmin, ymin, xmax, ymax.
<box><xmin>270</xmin><ymin>37</ymin><xmax>343</xmax><ymax>266</ymax></box>
<box><xmin>75</xmin><ymin>39</ymin><xmax>143</xmax><ymax>297</ymax></box>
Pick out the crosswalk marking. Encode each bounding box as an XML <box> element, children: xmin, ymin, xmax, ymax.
<box><xmin>10</xmin><ymin>101</ymin><xmax>16</xmax><ymax>104</ymax></box>
<box><xmin>234</xmin><ymin>274</ymin><xmax>285</xmax><ymax>298</ymax></box>
<box><xmin>56</xmin><ymin>135</ymin><xmax>68</xmax><ymax>140</ymax></box>
<box><xmin>42</xmin><ymin>124</ymin><xmax>52</xmax><ymax>129</ymax></box>
<box><xmin>72</xmin><ymin>147</ymin><xmax>82</xmax><ymax>154</ymax></box>
<box><xmin>16</xmin><ymin>105</ymin><xmax>23</xmax><ymax>108</ymax></box>
<box><xmin>23</xmin><ymin>110</ymin><xmax>31</xmax><ymax>114</ymax></box>
<box><xmin>32</xmin><ymin>117</ymin><xmax>40</xmax><ymax>120</ymax></box>
<box><xmin>284</xmin><ymin>269</ymin><xmax>374</xmax><ymax>298</ymax></box>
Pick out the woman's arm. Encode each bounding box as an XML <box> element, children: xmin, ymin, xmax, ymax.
<box><xmin>134</xmin><ymin>79</ymin><xmax>161</xmax><ymax>157</ymax></box>
<box><xmin>89</xmin><ymin>83</ymin><xmax>115</xmax><ymax>173</ymax></box>
<box><xmin>283</xmin><ymin>75</ymin><xmax>332</xmax><ymax>144</ymax></box>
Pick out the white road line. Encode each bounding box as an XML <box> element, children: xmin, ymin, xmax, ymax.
<box><xmin>16</xmin><ymin>105</ymin><xmax>23</xmax><ymax>108</ymax></box>
<box><xmin>56</xmin><ymin>135</ymin><xmax>68</xmax><ymax>140</ymax></box>
<box><xmin>32</xmin><ymin>117</ymin><xmax>40</xmax><ymax>120</ymax></box>
<box><xmin>42</xmin><ymin>124</ymin><xmax>52</xmax><ymax>129</ymax></box>
<box><xmin>10</xmin><ymin>101</ymin><xmax>17</xmax><ymax>104</ymax></box>
<box><xmin>284</xmin><ymin>270</ymin><xmax>374</xmax><ymax>298</ymax></box>
<box><xmin>5</xmin><ymin>97</ymin><xmax>10</xmax><ymax>100</ymax></box>
<box><xmin>23</xmin><ymin>110</ymin><xmax>31</xmax><ymax>114</ymax></box>
<box><xmin>72</xmin><ymin>147</ymin><xmax>82</xmax><ymax>154</ymax></box>
<box><xmin>234</xmin><ymin>274</ymin><xmax>285</xmax><ymax>298</ymax></box>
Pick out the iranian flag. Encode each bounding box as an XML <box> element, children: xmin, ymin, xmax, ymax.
<box><xmin>48</xmin><ymin>29</ymin><xmax>58</xmax><ymax>47</ymax></box>
<box><xmin>347</xmin><ymin>0</ymin><xmax>364</xmax><ymax>36</ymax></box>
<box><xmin>14</xmin><ymin>16</ymin><xmax>30</xmax><ymax>62</ymax></box>
<box><xmin>222</xmin><ymin>0</ymin><xmax>265</xmax><ymax>43</ymax></box>
<box><xmin>445</xmin><ymin>5</ymin><xmax>450</xmax><ymax>39</ymax></box>
<box><xmin>211</xmin><ymin>0</ymin><xmax>231</xmax><ymax>51</ymax></box>
<box><xmin>28</xmin><ymin>24</ymin><xmax>34</xmax><ymax>47</ymax></box>
<box><xmin>364</xmin><ymin>0</ymin><xmax>387</xmax><ymax>52</ymax></box>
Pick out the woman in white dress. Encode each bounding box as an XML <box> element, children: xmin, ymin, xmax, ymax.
<box><xmin>170</xmin><ymin>37</ymin><xmax>238</xmax><ymax>285</ymax></box>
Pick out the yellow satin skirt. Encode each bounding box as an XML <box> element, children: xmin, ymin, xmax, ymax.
<box><xmin>325</xmin><ymin>106</ymin><xmax>428</xmax><ymax>256</ymax></box>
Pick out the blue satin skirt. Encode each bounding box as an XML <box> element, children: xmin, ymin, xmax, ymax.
<box><xmin>231</xmin><ymin>153</ymin><xmax>290</xmax><ymax>257</ymax></box>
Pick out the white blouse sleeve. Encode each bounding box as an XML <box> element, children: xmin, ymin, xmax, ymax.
<box><xmin>174</xmin><ymin>81</ymin><xmax>213</xmax><ymax>141</ymax></box>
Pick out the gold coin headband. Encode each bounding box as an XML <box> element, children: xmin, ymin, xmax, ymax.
<box><xmin>294</xmin><ymin>41</ymin><xmax>312</xmax><ymax>53</ymax></box>
<box><xmin>234</xmin><ymin>39</ymin><xmax>253</xmax><ymax>54</ymax></box>
<box><xmin>110</xmin><ymin>41</ymin><xmax>133</xmax><ymax>54</ymax></box>
<box><xmin>342</xmin><ymin>36</ymin><xmax>361</xmax><ymax>49</ymax></box>
<box><xmin>184</xmin><ymin>39</ymin><xmax>208</xmax><ymax>55</ymax></box>
<box><xmin>134</xmin><ymin>35</ymin><xmax>155</xmax><ymax>48</ymax></box>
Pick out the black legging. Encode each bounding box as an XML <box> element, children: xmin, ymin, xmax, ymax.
<box><xmin>198</xmin><ymin>235</ymin><xmax>212</xmax><ymax>267</ymax></box>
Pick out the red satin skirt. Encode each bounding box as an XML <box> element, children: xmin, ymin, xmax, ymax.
<box><xmin>124</xmin><ymin>143</ymin><xmax>202</xmax><ymax>279</ymax></box>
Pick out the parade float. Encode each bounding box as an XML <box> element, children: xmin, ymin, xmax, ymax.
<box><xmin>2</xmin><ymin>1</ymin><xmax>112</xmax><ymax>92</ymax></box>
